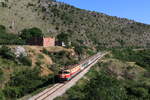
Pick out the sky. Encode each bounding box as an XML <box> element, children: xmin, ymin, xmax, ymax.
<box><xmin>57</xmin><ymin>0</ymin><xmax>150</xmax><ymax>24</ymax></box>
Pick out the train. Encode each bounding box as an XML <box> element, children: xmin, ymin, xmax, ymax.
<box><xmin>58</xmin><ymin>52</ymin><xmax>101</xmax><ymax>81</ymax></box>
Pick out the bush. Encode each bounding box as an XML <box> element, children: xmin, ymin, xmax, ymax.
<box><xmin>0</xmin><ymin>90</ymin><xmax>5</xmax><ymax>100</ymax></box>
<box><xmin>0</xmin><ymin>46</ymin><xmax>16</xmax><ymax>60</ymax></box>
<box><xmin>7</xmin><ymin>68</ymin><xmax>44</xmax><ymax>98</ymax></box>
<box><xmin>38</xmin><ymin>54</ymin><xmax>44</xmax><ymax>59</ymax></box>
<box><xmin>0</xmin><ymin>25</ymin><xmax>6</xmax><ymax>33</ymax></box>
<box><xmin>74</xmin><ymin>44</ymin><xmax>85</xmax><ymax>55</ymax></box>
<box><xmin>3</xmin><ymin>87</ymin><xmax>22</xmax><ymax>99</ymax></box>
<box><xmin>42</xmin><ymin>48</ymin><xmax>49</xmax><ymax>55</ymax></box>
<box><xmin>128</xmin><ymin>87</ymin><xmax>149</xmax><ymax>98</ymax></box>
<box><xmin>18</xmin><ymin>55</ymin><xmax>32</xmax><ymax>66</ymax></box>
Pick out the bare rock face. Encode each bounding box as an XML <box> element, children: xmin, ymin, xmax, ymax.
<box><xmin>14</xmin><ymin>46</ymin><xmax>27</xmax><ymax>57</ymax></box>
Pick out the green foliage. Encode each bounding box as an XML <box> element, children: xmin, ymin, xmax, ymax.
<box><xmin>56</xmin><ymin>71</ymin><xmax>127</xmax><ymax>100</ymax></box>
<box><xmin>0</xmin><ymin>90</ymin><xmax>5</xmax><ymax>100</ymax></box>
<box><xmin>4</xmin><ymin>68</ymin><xmax>45</xmax><ymax>98</ymax></box>
<box><xmin>125</xmin><ymin>81</ymin><xmax>150</xmax><ymax>100</ymax></box>
<box><xmin>44</xmin><ymin>2</ymin><xmax>150</xmax><ymax>48</ymax></box>
<box><xmin>43</xmin><ymin>49</ymin><xmax>78</xmax><ymax>71</ymax></box>
<box><xmin>72</xmin><ymin>43</ymin><xmax>86</xmax><ymax>55</ymax></box>
<box><xmin>0</xmin><ymin>25</ymin><xmax>6</xmax><ymax>33</ymax></box>
<box><xmin>57</xmin><ymin>32</ymin><xmax>69</xmax><ymax>45</ymax></box>
<box><xmin>3</xmin><ymin>86</ymin><xmax>22</xmax><ymax>98</ymax></box>
<box><xmin>0</xmin><ymin>68</ymin><xmax>3</xmax><ymax>82</ymax></box>
<box><xmin>38</xmin><ymin>54</ymin><xmax>44</xmax><ymax>59</ymax></box>
<box><xmin>1</xmin><ymin>0</ymin><xmax>150</xmax><ymax>48</ymax></box>
<box><xmin>20</xmin><ymin>27</ymin><xmax>43</xmax><ymax>41</ymax></box>
<box><xmin>42</xmin><ymin>48</ymin><xmax>49</xmax><ymax>55</ymax></box>
<box><xmin>0</xmin><ymin>46</ymin><xmax>16</xmax><ymax>60</ymax></box>
<box><xmin>112</xmin><ymin>48</ymin><xmax>150</xmax><ymax>71</ymax></box>
<box><xmin>83</xmin><ymin>72</ymin><xmax>127</xmax><ymax>100</ymax></box>
<box><xmin>18</xmin><ymin>55</ymin><xmax>32</xmax><ymax>66</ymax></box>
<box><xmin>129</xmin><ymin>87</ymin><xmax>149</xmax><ymax>97</ymax></box>
<box><xmin>0</xmin><ymin>25</ymin><xmax>25</xmax><ymax>45</ymax></box>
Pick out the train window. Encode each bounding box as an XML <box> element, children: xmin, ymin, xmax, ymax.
<box><xmin>59</xmin><ymin>71</ymin><xmax>69</xmax><ymax>74</ymax></box>
<box><xmin>64</xmin><ymin>71</ymin><xmax>70</xmax><ymax>74</ymax></box>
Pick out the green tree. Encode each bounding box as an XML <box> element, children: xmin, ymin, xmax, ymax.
<box><xmin>57</xmin><ymin>32</ymin><xmax>69</xmax><ymax>43</ymax></box>
<box><xmin>20</xmin><ymin>27</ymin><xmax>43</xmax><ymax>41</ymax></box>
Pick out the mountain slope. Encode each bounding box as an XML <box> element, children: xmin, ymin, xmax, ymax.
<box><xmin>0</xmin><ymin>0</ymin><xmax>150</xmax><ymax>48</ymax></box>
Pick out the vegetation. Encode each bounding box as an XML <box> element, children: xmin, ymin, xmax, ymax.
<box><xmin>0</xmin><ymin>68</ymin><xmax>3</xmax><ymax>82</ymax></box>
<box><xmin>20</xmin><ymin>27</ymin><xmax>44</xmax><ymax>43</ymax></box>
<box><xmin>0</xmin><ymin>46</ymin><xmax>16</xmax><ymax>60</ymax></box>
<box><xmin>0</xmin><ymin>25</ymin><xmax>25</xmax><ymax>45</ymax></box>
<box><xmin>3</xmin><ymin>68</ymin><xmax>48</xmax><ymax>99</ymax></box>
<box><xmin>56</xmin><ymin>32</ymin><xmax>69</xmax><ymax>43</ymax></box>
<box><xmin>55</xmin><ymin>49</ymin><xmax>150</xmax><ymax>100</ymax></box>
<box><xmin>0</xmin><ymin>0</ymin><xmax>150</xmax><ymax>48</ymax></box>
<box><xmin>0</xmin><ymin>90</ymin><xmax>5</xmax><ymax>100</ymax></box>
<box><xmin>18</xmin><ymin>55</ymin><xmax>32</xmax><ymax>66</ymax></box>
<box><xmin>0</xmin><ymin>0</ymin><xmax>150</xmax><ymax>99</ymax></box>
<box><xmin>0</xmin><ymin>46</ymin><xmax>32</xmax><ymax>66</ymax></box>
<box><xmin>112</xmin><ymin>48</ymin><xmax>150</xmax><ymax>71</ymax></box>
<box><xmin>43</xmin><ymin>49</ymin><xmax>78</xmax><ymax>67</ymax></box>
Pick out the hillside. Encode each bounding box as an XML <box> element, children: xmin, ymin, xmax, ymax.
<box><xmin>0</xmin><ymin>45</ymin><xmax>78</xmax><ymax>100</ymax></box>
<box><xmin>55</xmin><ymin>48</ymin><xmax>150</xmax><ymax>100</ymax></box>
<box><xmin>0</xmin><ymin>0</ymin><xmax>150</xmax><ymax>48</ymax></box>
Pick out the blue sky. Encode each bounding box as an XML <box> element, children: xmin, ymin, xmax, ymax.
<box><xmin>57</xmin><ymin>0</ymin><xmax>150</xmax><ymax>24</ymax></box>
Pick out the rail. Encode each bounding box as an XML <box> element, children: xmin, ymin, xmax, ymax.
<box><xmin>29</xmin><ymin>52</ymin><xmax>108</xmax><ymax>100</ymax></box>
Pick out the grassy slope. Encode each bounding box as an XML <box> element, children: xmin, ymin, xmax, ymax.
<box><xmin>0</xmin><ymin>0</ymin><xmax>150</xmax><ymax>48</ymax></box>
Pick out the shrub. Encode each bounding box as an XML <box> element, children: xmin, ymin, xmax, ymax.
<box><xmin>0</xmin><ymin>25</ymin><xmax>6</xmax><ymax>33</ymax></box>
<box><xmin>35</xmin><ymin>61</ymin><xmax>42</xmax><ymax>66</ymax></box>
<box><xmin>128</xmin><ymin>87</ymin><xmax>149</xmax><ymax>98</ymax></box>
<box><xmin>42</xmin><ymin>48</ymin><xmax>49</xmax><ymax>55</ymax></box>
<box><xmin>38</xmin><ymin>54</ymin><xmax>44</xmax><ymax>59</ymax></box>
<box><xmin>3</xmin><ymin>87</ymin><xmax>21</xmax><ymax>98</ymax></box>
<box><xmin>83</xmin><ymin>72</ymin><xmax>127</xmax><ymax>100</ymax></box>
<box><xmin>74</xmin><ymin>45</ymin><xmax>84</xmax><ymax>55</ymax></box>
<box><xmin>0</xmin><ymin>46</ymin><xmax>16</xmax><ymax>60</ymax></box>
<box><xmin>0</xmin><ymin>90</ymin><xmax>5</xmax><ymax>100</ymax></box>
<box><xmin>7</xmin><ymin>68</ymin><xmax>44</xmax><ymax>98</ymax></box>
<box><xmin>18</xmin><ymin>55</ymin><xmax>32</xmax><ymax>66</ymax></box>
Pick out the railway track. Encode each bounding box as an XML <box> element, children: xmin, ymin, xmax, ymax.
<box><xmin>35</xmin><ymin>84</ymin><xmax>64</xmax><ymax>100</ymax></box>
<box><xmin>29</xmin><ymin>52</ymin><xmax>107</xmax><ymax>100</ymax></box>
